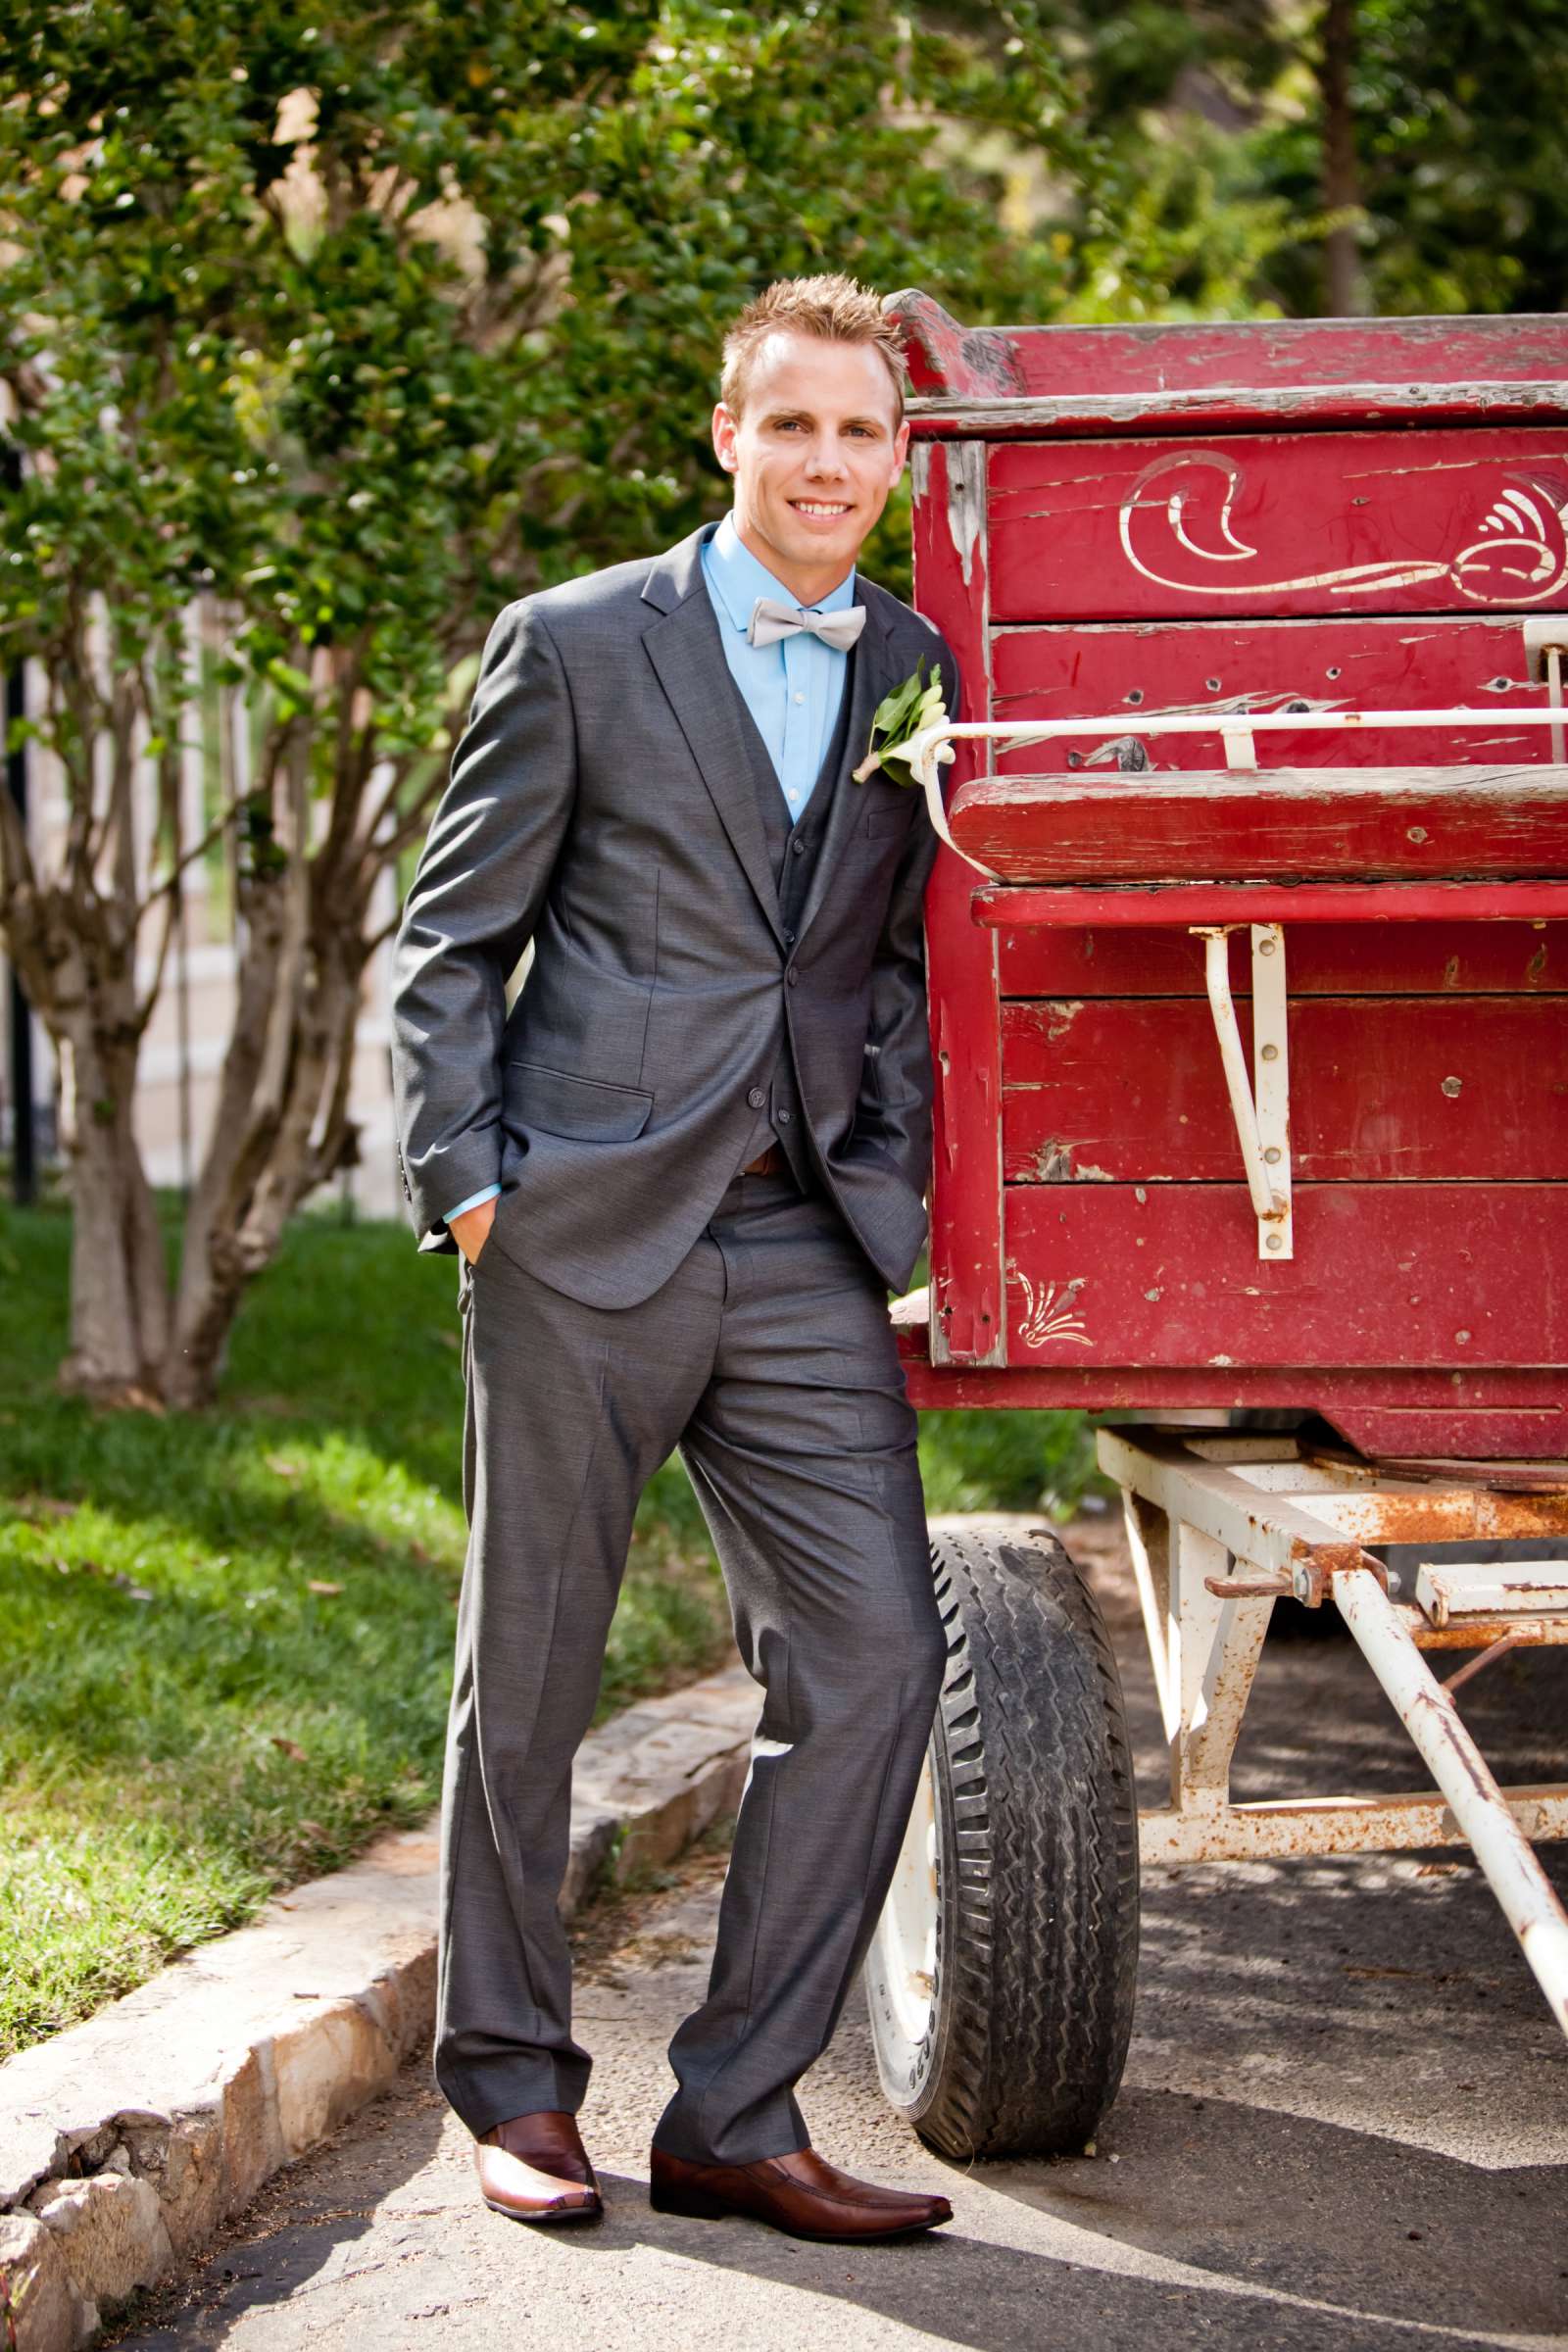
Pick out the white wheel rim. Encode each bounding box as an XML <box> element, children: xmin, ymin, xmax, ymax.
<box><xmin>866</xmin><ymin>1748</ymin><xmax>940</xmax><ymax>2087</ymax></box>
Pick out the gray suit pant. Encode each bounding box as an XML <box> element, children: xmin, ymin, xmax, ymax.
<box><xmin>436</xmin><ymin>1167</ymin><xmax>947</xmax><ymax>2167</ymax></box>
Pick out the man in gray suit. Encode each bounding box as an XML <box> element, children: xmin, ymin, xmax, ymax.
<box><xmin>391</xmin><ymin>274</ymin><xmax>960</xmax><ymax>2244</ymax></box>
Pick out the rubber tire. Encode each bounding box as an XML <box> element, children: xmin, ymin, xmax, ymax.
<box><xmin>868</xmin><ymin>1524</ymin><xmax>1141</xmax><ymax>2160</ymax></box>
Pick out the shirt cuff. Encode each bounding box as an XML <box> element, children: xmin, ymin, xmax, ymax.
<box><xmin>443</xmin><ymin>1184</ymin><xmax>501</xmax><ymax>1226</ymax></box>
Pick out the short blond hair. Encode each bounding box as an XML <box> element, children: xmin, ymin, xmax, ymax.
<box><xmin>720</xmin><ymin>273</ymin><xmax>907</xmax><ymax>423</ymax></box>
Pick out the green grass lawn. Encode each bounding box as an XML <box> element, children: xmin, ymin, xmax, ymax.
<box><xmin>0</xmin><ymin>1197</ymin><xmax>1098</xmax><ymax>2060</ymax></box>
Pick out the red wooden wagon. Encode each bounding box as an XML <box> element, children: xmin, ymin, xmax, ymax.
<box><xmin>861</xmin><ymin>297</ymin><xmax>1568</xmax><ymax>2161</ymax></box>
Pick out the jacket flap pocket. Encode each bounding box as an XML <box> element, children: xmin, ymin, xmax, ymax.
<box><xmin>505</xmin><ymin>1061</ymin><xmax>653</xmax><ymax>1142</ymax></box>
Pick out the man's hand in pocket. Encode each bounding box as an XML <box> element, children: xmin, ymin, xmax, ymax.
<box><xmin>451</xmin><ymin>1198</ymin><xmax>497</xmax><ymax>1265</ymax></box>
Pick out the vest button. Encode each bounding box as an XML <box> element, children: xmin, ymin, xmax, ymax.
<box><xmin>776</xmin><ymin>1108</ymin><xmax>793</xmax><ymax>1125</ymax></box>
<box><xmin>747</xmin><ymin>1087</ymin><xmax>766</xmax><ymax>1110</ymax></box>
<box><xmin>791</xmin><ymin>838</ymin><xmax>807</xmax><ymax>857</ymax></box>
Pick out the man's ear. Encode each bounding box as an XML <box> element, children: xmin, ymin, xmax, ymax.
<box><xmin>711</xmin><ymin>400</ymin><xmax>739</xmax><ymax>475</ymax></box>
<box><xmin>889</xmin><ymin>416</ymin><xmax>911</xmax><ymax>481</ymax></box>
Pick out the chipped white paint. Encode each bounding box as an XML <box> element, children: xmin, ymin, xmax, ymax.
<box><xmin>1071</xmin><ymin>689</ymin><xmax>1350</xmax><ymax>768</ymax></box>
<box><xmin>1415</xmin><ymin>1558</ymin><xmax>1568</xmax><ymax>1628</ymax></box>
<box><xmin>944</xmin><ymin>438</ymin><xmax>985</xmax><ymax>591</ymax></box>
<box><xmin>1031</xmin><ymin>1133</ymin><xmax>1115</xmax><ymax>1182</ymax></box>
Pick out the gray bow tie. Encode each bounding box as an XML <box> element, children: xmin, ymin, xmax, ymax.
<box><xmin>747</xmin><ymin>597</ymin><xmax>866</xmax><ymax>652</ymax></box>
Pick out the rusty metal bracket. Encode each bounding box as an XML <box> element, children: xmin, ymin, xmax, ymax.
<box><xmin>1442</xmin><ymin>1631</ymin><xmax>1529</xmax><ymax>1695</ymax></box>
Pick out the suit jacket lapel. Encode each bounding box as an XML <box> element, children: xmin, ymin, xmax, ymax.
<box><xmin>641</xmin><ymin>527</ymin><xmax>786</xmax><ymax>948</ymax></box>
<box><xmin>793</xmin><ymin>588</ymin><xmax>896</xmax><ymax>949</ymax></box>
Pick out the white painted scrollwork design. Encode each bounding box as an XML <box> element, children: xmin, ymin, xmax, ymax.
<box><xmin>1118</xmin><ymin>451</ymin><xmax>1568</xmax><ymax>606</ymax></box>
<box><xmin>1014</xmin><ymin>1269</ymin><xmax>1092</xmax><ymax>1349</ymax></box>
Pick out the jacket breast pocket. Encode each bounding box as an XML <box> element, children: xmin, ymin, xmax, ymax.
<box><xmin>861</xmin><ymin>794</ymin><xmax>916</xmax><ymax>839</ymax></box>
<box><xmin>505</xmin><ymin>1061</ymin><xmax>654</xmax><ymax>1141</ymax></box>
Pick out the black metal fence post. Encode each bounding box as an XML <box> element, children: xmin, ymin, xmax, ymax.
<box><xmin>5</xmin><ymin>648</ymin><xmax>34</xmax><ymax>1207</ymax></box>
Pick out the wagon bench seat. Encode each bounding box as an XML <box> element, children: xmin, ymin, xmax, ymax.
<box><xmin>946</xmin><ymin>766</ymin><xmax>1568</xmax><ymax>885</ymax></box>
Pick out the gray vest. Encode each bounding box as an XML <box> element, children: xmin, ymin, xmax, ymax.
<box><xmin>728</xmin><ymin>658</ymin><xmax>858</xmax><ymax>1189</ymax></box>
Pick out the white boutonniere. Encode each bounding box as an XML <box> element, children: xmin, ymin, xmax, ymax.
<box><xmin>853</xmin><ymin>659</ymin><xmax>950</xmax><ymax>784</ymax></box>
<box><xmin>852</xmin><ymin>657</ymin><xmax>996</xmax><ymax>877</ymax></box>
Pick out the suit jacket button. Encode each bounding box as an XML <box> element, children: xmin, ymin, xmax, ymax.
<box><xmin>747</xmin><ymin>1086</ymin><xmax>766</xmax><ymax>1110</ymax></box>
<box><xmin>786</xmin><ymin>967</ymin><xmax>800</xmax><ymax>987</ymax></box>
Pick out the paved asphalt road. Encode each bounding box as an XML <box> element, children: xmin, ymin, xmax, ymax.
<box><xmin>108</xmin><ymin>1514</ymin><xmax>1568</xmax><ymax>2352</ymax></box>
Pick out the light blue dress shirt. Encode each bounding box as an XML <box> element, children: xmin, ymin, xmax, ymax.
<box><xmin>700</xmin><ymin>511</ymin><xmax>857</xmax><ymax>825</ymax></box>
<box><xmin>442</xmin><ymin>514</ymin><xmax>856</xmax><ymax>1231</ymax></box>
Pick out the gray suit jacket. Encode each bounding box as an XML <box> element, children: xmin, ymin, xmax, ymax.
<box><xmin>389</xmin><ymin>519</ymin><xmax>961</xmax><ymax>1306</ymax></box>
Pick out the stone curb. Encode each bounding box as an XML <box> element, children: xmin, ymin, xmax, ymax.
<box><xmin>0</xmin><ymin>1661</ymin><xmax>759</xmax><ymax>2352</ymax></box>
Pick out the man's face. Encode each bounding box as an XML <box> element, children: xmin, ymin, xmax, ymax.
<box><xmin>711</xmin><ymin>329</ymin><xmax>909</xmax><ymax>597</ymax></box>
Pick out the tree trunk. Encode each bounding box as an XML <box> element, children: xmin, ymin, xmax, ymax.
<box><xmin>56</xmin><ymin>1024</ymin><xmax>171</xmax><ymax>1400</ymax></box>
<box><xmin>5</xmin><ymin>620</ymin><xmax>417</xmax><ymax>1411</ymax></box>
<box><xmin>1319</xmin><ymin>0</ymin><xmax>1363</xmax><ymax>316</ymax></box>
<box><xmin>159</xmin><ymin>919</ymin><xmax>368</xmax><ymax>1411</ymax></box>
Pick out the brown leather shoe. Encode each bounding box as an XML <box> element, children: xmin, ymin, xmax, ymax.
<box><xmin>475</xmin><ymin>2111</ymin><xmax>603</xmax><ymax>2225</ymax></box>
<box><xmin>649</xmin><ymin>2144</ymin><xmax>952</xmax><ymax>2242</ymax></box>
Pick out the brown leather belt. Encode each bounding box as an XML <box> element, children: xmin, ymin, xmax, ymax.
<box><xmin>743</xmin><ymin>1142</ymin><xmax>787</xmax><ymax>1176</ymax></box>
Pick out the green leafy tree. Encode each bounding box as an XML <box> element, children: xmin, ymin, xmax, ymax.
<box><xmin>1026</xmin><ymin>0</ymin><xmax>1568</xmax><ymax>318</ymax></box>
<box><xmin>1</xmin><ymin>0</ymin><xmax>1113</xmax><ymax>1406</ymax></box>
<box><xmin>1252</xmin><ymin>0</ymin><xmax>1568</xmax><ymax>317</ymax></box>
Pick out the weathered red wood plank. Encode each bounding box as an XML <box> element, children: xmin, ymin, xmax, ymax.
<box><xmin>1321</xmin><ymin>1406</ymin><xmax>1568</xmax><ymax>1457</ymax></box>
<box><xmin>910</xmin><ymin>439</ymin><xmax>1007</xmax><ymax>1367</ymax></box>
<box><xmin>1001</xmin><ymin>997</ymin><xmax>1568</xmax><ymax>1184</ymax></box>
<box><xmin>889</xmin><ymin>292</ymin><xmax>1568</xmax><ymax>413</ymax></box>
<box><xmin>952</xmin><ymin>772</ymin><xmax>1568</xmax><ymax>883</ymax></box>
<box><xmin>978</xmin><ymin>882</ymin><xmax>1568</xmax><ymax>929</ymax></box>
<box><xmin>1004</xmin><ymin>1184</ymin><xmax>1568</xmax><ymax>1368</ymax></box>
<box><xmin>896</xmin><ymin>1337</ymin><xmax>1566</xmax><ymax>1458</ymax></box>
<box><xmin>990</xmin><ymin>616</ymin><xmax>1558</xmax><ymax>772</ymax></box>
<box><xmin>997</xmin><ymin>917</ymin><xmax>1568</xmax><ymax>998</ymax></box>
<box><xmin>987</xmin><ymin>430</ymin><xmax>1568</xmax><ymax>621</ymax></box>
<box><xmin>912</xmin><ymin>392</ymin><xmax>1568</xmax><ymax>444</ymax></box>
<box><xmin>901</xmin><ymin>1364</ymin><xmax>1567</xmax><ymax>1460</ymax></box>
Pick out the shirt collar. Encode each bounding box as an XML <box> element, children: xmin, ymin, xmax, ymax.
<box><xmin>703</xmin><ymin>510</ymin><xmax>857</xmax><ymax>634</ymax></box>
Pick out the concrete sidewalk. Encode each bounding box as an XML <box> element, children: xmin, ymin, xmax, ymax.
<box><xmin>0</xmin><ymin>1663</ymin><xmax>760</xmax><ymax>2352</ymax></box>
<box><xmin>98</xmin><ymin>1690</ymin><xmax>1568</xmax><ymax>2352</ymax></box>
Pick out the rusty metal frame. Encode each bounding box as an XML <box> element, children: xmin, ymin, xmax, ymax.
<box><xmin>1096</xmin><ymin>1424</ymin><xmax>1568</xmax><ymax>2040</ymax></box>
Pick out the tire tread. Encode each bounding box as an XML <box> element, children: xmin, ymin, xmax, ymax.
<box><xmin>910</xmin><ymin>1526</ymin><xmax>1140</xmax><ymax>2161</ymax></box>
